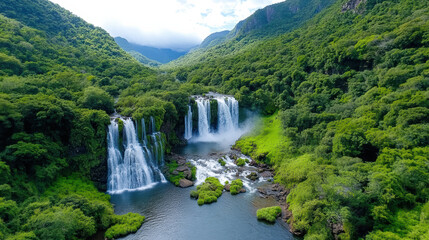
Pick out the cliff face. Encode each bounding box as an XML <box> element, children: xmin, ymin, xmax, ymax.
<box><xmin>341</xmin><ymin>0</ymin><xmax>367</xmax><ymax>12</ymax></box>
<box><xmin>228</xmin><ymin>0</ymin><xmax>336</xmax><ymax>39</ymax></box>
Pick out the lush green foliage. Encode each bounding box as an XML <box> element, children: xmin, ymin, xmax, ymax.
<box><xmin>235</xmin><ymin>158</ymin><xmax>246</xmax><ymax>167</ymax></box>
<box><xmin>175</xmin><ymin>0</ymin><xmax>429</xmax><ymax>238</ymax></box>
<box><xmin>257</xmin><ymin>206</ymin><xmax>282</xmax><ymax>223</ymax></box>
<box><xmin>104</xmin><ymin>213</ymin><xmax>145</xmax><ymax>239</ymax></box>
<box><xmin>230</xmin><ymin>179</ymin><xmax>243</xmax><ymax>195</ymax></box>
<box><xmin>190</xmin><ymin>177</ymin><xmax>224</xmax><ymax>206</ymax></box>
<box><xmin>0</xmin><ymin>0</ymin><xmax>154</xmax><ymax>238</ymax></box>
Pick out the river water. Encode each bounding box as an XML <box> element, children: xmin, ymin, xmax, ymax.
<box><xmin>110</xmin><ymin>140</ymin><xmax>296</xmax><ymax>240</ymax></box>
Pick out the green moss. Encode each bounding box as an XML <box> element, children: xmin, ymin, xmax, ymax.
<box><xmin>190</xmin><ymin>177</ymin><xmax>224</xmax><ymax>205</ymax></box>
<box><xmin>218</xmin><ymin>158</ymin><xmax>226</xmax><ymax>166</ymax></box>
<box><xmin>257</xmin><ymin>206</ymin><xmax>282</xmax><ymax>223</ymax></box>
<box><xmin>235</xmin><ymin>158</ymin><xmax>246</xmax><ymax>166</ymax></box>
<box><xmin>105</xmin><ymin>213</ymin><xmax>145</xmax><ymax>239</ymax></box>
<box><xmin>230</xmin><ymin>179</ymin><xmax>243</xmax><ymax>195</ymax></box>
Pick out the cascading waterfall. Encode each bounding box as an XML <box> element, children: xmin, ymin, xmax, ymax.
<box><xmin>186</xmin><ymin>95</ymin><xmax>240</xmax><ymax>140</ymax></box>
<box><xmin>196</xmin><ymin>98</ymin><xmax>211</xmax><ymax>137</ymax></box>
<box><xmin>107</xmin><ymin>117</ymin><xmax>166</xmax><ymax>193</ymax></box>
<box><xmin>184</xmin><ymin>105</ymin><xmax>192</xmax><ymax>140</ymax></box>
<box><xmin>217</xmin><ymin>97</ymin><xmax>234</xmax><ymax>133</ymax></box>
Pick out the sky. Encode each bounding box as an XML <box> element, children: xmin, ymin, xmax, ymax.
<box><xmin>50</xmin><ymin>0</ymin><xmax>283</xmax><ymax>51</ymax></box>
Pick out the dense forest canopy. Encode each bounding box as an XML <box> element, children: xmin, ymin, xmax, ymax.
<box><xmin>0</xmin><ymin>0</ymin><xmax>428</xmax><ymax>239</ymax></box>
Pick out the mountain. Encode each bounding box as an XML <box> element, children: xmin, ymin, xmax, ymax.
<box><xmin>128</xmin><ymin>50</ymin><xmax>161</xmax><ymax>67</ymax></box>
<box><xmin>198</xmin><ymin>30</ymin><xmax>230</xmax><ymax>49</ymax></box>
<box><xmin>114</xmin><ymin>37</ymin><xmax>188</xmax><ymax>64</ymax></box>
<box><xmin>168</xmin><ymin>0</ymin><xmax>337</xmax><ymax>67</ymax></box>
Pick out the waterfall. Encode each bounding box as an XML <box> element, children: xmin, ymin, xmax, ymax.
<box><xmin>185</xmin><ymin>95</ymin><xmax>240</xmax><ymax>140</ymax></box>
<box><xmin>184</xmin><ymin>105</ymin><xmax>192</xmax><ymax>140</ymax></box>
<box><xmin>107</xmin><ymin>117</ymin><xmax>166</xmax><ymax>193</ymax></box>
<box><xmin>196</xmin><ymin>98</ymin><xmax>211</xmax><ymax>137</ymax></box>
<box><xmin>217</xmin><ymin>97</ymin><xmax>234</xmax><ymax>133</ymax></box>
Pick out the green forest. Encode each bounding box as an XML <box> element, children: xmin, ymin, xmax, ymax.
<box><xmin>0</xmin><ymin>0</ymin><xmax>428</xmax><ymax>239</ymax></box>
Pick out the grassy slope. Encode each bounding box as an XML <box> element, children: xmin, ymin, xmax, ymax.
<box><xmin>234</xmin><ymin>113</ymin><xmax>289</xmax><ymax>165</ymax></box>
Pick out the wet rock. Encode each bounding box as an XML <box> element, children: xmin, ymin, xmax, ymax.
<box><xmin>260</xmin><ymin>171</ymin><xmax>273</xmax><ymax>178</ymax></box>
<box><xmin>179</xmin><ymin>179</ymin><xmax>194</xmax><ymax>188</ymax></box>
<box><xmin>249</xmin><ymin>160</ymin><xmax>258</xmax><ymax>167</ymax></box>
<box><xmin>257</xmin><ymin>183</ymin><xmax>289</xmax><ymax>203</ymax></box>
<box><xmin>172</xmin><ymin>170</ymin><xmax>179</xmax><ymax>175</ymax></box>
<box><xmin>246</xmin><ymin>172</ymin><xmax>259</xmax><ymax>181</ymax></box>
<box><xmin>239</xmin><ymin>188</ymin><xmax>246</xmax><ymax>193</ymax></box>
<box><xmin>176</xmin><ymin>165</ymin><xmax>189</xmax><ymax>172</ymax></box>
<box><xmin>183</xmin><ymin>170</ymin><xmax>192</xmax><ymax>180</ymax></box>
<box><xmin>224</xmin><ymin>184</ymin><xmax>231</xmax><ymax>191</ymax></box>
<box><xmin>177</xmin><ymin>159</ymin><xmax>187</xmax><ymax>165</ymax></box>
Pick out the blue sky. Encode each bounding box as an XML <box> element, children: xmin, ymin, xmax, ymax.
<box><xmin>50</xmin><ymin>0</ymin><xmax>283</xmax><ymax>50</ymax></box>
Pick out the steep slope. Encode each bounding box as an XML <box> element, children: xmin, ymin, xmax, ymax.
<box><xmin>0</xmin><ymin>0</ymin><xmax>161</xmax><ymax>239</ymax></box>
<box><xmin>172</xmin><ymin>0</ymin><xmax>429</xmax><ymax>239</ymax></box>
<box><xmin>115</xmin><ymin>37</ymin><xmax>188</xmax><ymax>64</ymax></box>
<box><xmin>167</xmin><ymin>0</ymin><xmax>337</xmax><ymax>68</ymax></box>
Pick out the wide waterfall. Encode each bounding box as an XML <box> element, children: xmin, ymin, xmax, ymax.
<box><xmin>107</xmin><ymin>117</ymin><xmax>166</xmax><ymax>193</ymax></box>
<box><xmin>185</xmin><ymin>94</ymin><xmax>241</xmax><ymax>142</ymax></box>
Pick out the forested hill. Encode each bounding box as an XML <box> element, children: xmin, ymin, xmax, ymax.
<box><xmin>0</xmin><ymin>0</ymin><xmax>197</xmax><ymax>239</ymax></box>
<box><xmin>171</xmin><ymin>0</ymin><xmax>429</xmax><ymax>239</ymax></box>
<box><xmin>167</xmin><ymin>0</ymin><xmax>337</xmax><ymax>67</ymax></box>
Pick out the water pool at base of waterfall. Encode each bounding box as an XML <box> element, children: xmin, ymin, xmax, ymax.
<box><xmin>111</xmin><ymin>182</ymin><xmax>294</xmax><ymax>240</ymax></box>
<box><xmin>110</xmin><ymin>141</ymin><xmax>296</xmax><ymax>240</ymax></box>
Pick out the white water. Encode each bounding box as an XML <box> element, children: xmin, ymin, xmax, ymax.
<box><xmin>187</xmin><ymin>95</ymin><xmax>244</xmax><ymax>144</ymax></box>
<box><xmin>188</xmin><ymin>154</ymin><xmax>267</xmax><ymax>194</ymax></box>
<box><xmin>184</xmin><ymin>105</ymin><xmax>192</xmax><ymax>140</ymax></box>
<box><xmin>107</xmin><ymin>117</ymin><xmax>166</xmax><ymax>194</ymax></box>
<box><xmin>196</xmin><ymin>98</ymin><xmax>211</xmax><ymax>138</ymax></box>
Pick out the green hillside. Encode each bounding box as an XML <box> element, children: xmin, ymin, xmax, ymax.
<box><xmin>172</xmin><ymin>0</ymin><xmax>429</xmax><ymax>239</ymax></box>
<box><xmin>0</xmin><ymin>0</ymin><xmax>199</xmax><ymax>239</ymax></box>
<box><xmin>167</xmin><ymin>0</ymin><xmax>337</xmax><ymax>68</ymax></box>
<box><xmin>0</xmin><ymin>0</ymin><xmax>427</xmax><ymax>239</ymax></box>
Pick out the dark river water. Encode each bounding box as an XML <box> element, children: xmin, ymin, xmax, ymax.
<box><xmin>110</xmin><ymin>141</ymin><xmax>296</xmax><ymax>240</ymax></box>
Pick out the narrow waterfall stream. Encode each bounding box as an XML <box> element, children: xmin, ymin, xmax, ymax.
<box><xmin>109</xmin><ymin>95</ymin><xmax>294</xmax><ymax>240</ymax></box>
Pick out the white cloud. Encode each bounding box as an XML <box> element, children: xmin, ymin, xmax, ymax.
<box><xmin>50</xmin><ymin>0</ymin><xmax>284</xmax><ymax>50</ymax></box>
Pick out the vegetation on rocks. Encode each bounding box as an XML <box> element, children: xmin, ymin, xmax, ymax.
<box><xmin>190</xmin><ymin>177</ymin><xmax>224</xmax><ymax>206</ymax></box>
<box><xmin>257</xmin><ymin>206</ymin><xmax>282</xmax><ymax>223</ymax></box>
<box><xmin>230</xmin><ymin>179</ymin><xmax>244</xmax><ymax>195</ymax></box>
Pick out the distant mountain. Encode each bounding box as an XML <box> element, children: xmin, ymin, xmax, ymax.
<box><xmin>114</xmin><ymin>37</ymin><xmax>188</xmax><ymax>64</ymax></box>
<box><xmin>128</xmin><ymin>51</ymin><xmax>161</xmax><ymax>67</ymax></box>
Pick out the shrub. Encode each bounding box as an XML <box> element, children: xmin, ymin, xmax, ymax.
<box><xmin>236</xmin><ymin>158</ymin><xmax>246</xmax><ymax>166</ymax></box>
<box><xmin>218</xmin><ymin>159</ymin><xmax>226</xmax><ymax>166</ymax></box>
<box><xmin>230</xmin><ymin>179</ymin><xmax>243</xmax><ymax>195</ymax></box>
<box><xmin>257</xmin><ymin>206</ymin><xmax>282</xmax><ymax>223</ymax></box>
<box><xmin>190</xmin><ymin>177</ymin><xmax>224</xmax><ymax>205</ymax></box>
<box><xmin>105</xmin><ymin>213</ymin><xmax>145</xmax><ymax>239</ymax></box>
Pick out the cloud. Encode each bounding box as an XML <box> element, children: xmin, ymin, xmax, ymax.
<box><xmin>50</xmin><ymin>0</ymin><xmax>284</xmax><ymax>50</ymax></box>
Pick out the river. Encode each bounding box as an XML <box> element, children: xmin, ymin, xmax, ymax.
<box><xmin>110</xmin><ymin>141</ymin><xmax>296</xmax><ymax>240</ymax></box>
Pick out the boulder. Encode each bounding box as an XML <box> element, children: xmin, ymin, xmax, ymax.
<box><xmin>176</xmin><ymin>165</ymin><xmax>189</xmax><ymax>172</ymax></box>
<box><xmin>172</xmin><ymin>170</ymin><xmax>179</xmax><ymax>175</ymax></box>
<box><xmin>260</xmin><ymin>171</ymin><xmax>273</xmax><ymax>178</ymax></box>
<box><xmin>246</xmin><ymin>172</ymin><xmax>259</xmax><ymax>181</ymax></box>
<box><xmin>224</xmin><ymin>184</ymin><xmax>231</xmax><ymax>191</ymax></box>
<box><xmin>179</xmin><ymin>179</ymin><xmax>194</xmax><ymax>188</ymax></box>
<box><xmin>239</xmin><ymin>188</ymin><xmax>246</xmax><ymax>193</ymax></box>
<box><xmin>177</xmin><ymin>159</ymin><xmax>187</xmax><ymax>165</ymax></box>
<box><xmin>183</xmin><ymin>170</ymin><xmax>192</xmax><ymax>179</ymax></box>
